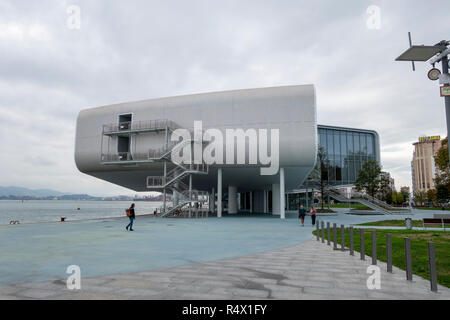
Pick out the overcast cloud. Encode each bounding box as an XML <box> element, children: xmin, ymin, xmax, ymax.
<box><xmin>0</xmin><ymin>0</ymin><xmax>449</xmax><ymax>196</ymax></box>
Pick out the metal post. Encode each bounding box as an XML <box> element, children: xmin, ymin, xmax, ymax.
<box><xmin>387</xmin><ymin>234</ymin><xmax>392</xmax><ymax>273</ymax></box>
<box><xmin>217</xmin><ymin>169</ymin><xmax>222</xmax><ymax>218</ymax></box>
<box><xmin>442</xmin><ymin>56</ymin><xmax>450</xmax><ymax>163</ymax></box>
<box><xmin>360</xmin><ymin>229</ymin><xmax>365</xmax><ymax>260</ymax></box>
<box><xmin>349</xmin><ymin>226</ymin><xmax>354</xmax><ymax>256</ymax></box>
<box><xmin>327</xmin><ymin>222</ymin><xmax>330</xmax><ymax>246</ymax></box>
<box><xmin>327</xmin><ymin>194</ymin><xmax>330</xmax><ymax>209</ymax></box>
<box><xmin>163</xmin><ymin>162</ymin><xmax>167</xmax><ymax>214</ymax></box>
<box><xmin>340</xmin><ymin>224</ymin><xmax>345</xmax><ymax>251</ymax></box>
<box><xmin>404</xmin><ymin>238</ymin><xmax>413</xmax><ymax>281</ymax></box>
<box><xmin>321</xmin><ymin>221</ymin><xmax>325</xmax><ymax>243</ymax></box>
<box><xmin>428</xmin><ymin>242</ymin><xmax>438</xmax><ymax>292</ymax></box>
<box><xmin>189</xmin><ymin>174</ymin><xmax>192</xmax><ymax>218</ymax></box>
<box><xmin>316</xmin><ymin>222</ymin><xmax>319</xmax><ymax>241</ymax></box>
<box><xmin>333</xmin><ymin>223</ymin><xmax>337</xmax><ymax>249</ymax></box>
<box><xmin>371</xmin><ymin>230</ymin><xmax>377</xmax><ymax>265</ymax></box>
<box><xmin>305</xmin><ymin>183</ymin><xmax>309</xmax><ymax>210</ymax></box>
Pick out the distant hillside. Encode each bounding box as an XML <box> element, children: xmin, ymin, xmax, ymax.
<box><xmin>0</xmin><ymin>186</ymin><xmax>67</xmax><ymax>197</ymax></box>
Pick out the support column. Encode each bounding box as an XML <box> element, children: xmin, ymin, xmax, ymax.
<box><xmin>189</xmin><ymin>174</ymin><xmax>192</xmax><ymax>218</ymax></box>
<box><xmin>263</xmin><ymin>190</ymin><xmax>267</xmax><ymax>213</ymax></box>
<box><xmin>272</xmin><ymin>183</ymin><xmax>280</xmax><ymax>215</ymax></box>
<box><xmin>217</xmin><ymin>169</ymin><xmax>222</xmax><ymax>218</ymax></box>
<box><xmin>280</xmin><ymin>168</ymin><xmax>285</xmax><ymax>219</ymax></box>
<box><xmin>228</xmin><ymin>186</ymin><xmax>238</xmax><ymax>214</ymax></box>
<box><xmin>163</xmin><ymin>162</ymin><xmax>167</xmax><ymax>213</ymax></box>
<box><xmin>211</xmin><ymin>188</ymin><xmax>215</xmax><ymax>213</ymax></box>
<box><xmin>249</xmin><ymin>191</ymin><xmax>253</xmax><ymax>213</ymax></box>
<box><xmin>173</xmin><ymin>181</ymin><xmax>179</xmax><ymax>207</ymax></box>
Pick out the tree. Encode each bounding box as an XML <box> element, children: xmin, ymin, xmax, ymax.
<box><xmin>391</xmin><ymin>191</ymin><xmax>398</xmax><ymax>204</ymax></box>
<box><xmin>378</xmin><ymin>176</ymin><xmax>393</xmax><ymax>203</ymax></box>
<box><xmin>436</xmin><ymin>184</ymin><xmax>449</xmax><ymax>204</ymax></box>
<box><xmin>401</xmin><ymin>190</ymin><xmax>410</xmax><ymax>202</ymax></box>
<box><xmin>427</xmin><ymin>189</ymin><xmax>437</xmax><ymax>203</ymax></box>
<box><xmin>308</xmin><ymin>146</ymin><xmax>330</xmax><ymax>209</ymax></box>
<box><xmin>355</xmin><ymin>160</ymin><xmax>386</xmax><ymax>198</ymax></box>
<box><xmin>413</xmin><ymin>190</ymin><xmax>427</xmax><ymax>207</ymax></box>
<box><xmin>434</xmin><ymin>137</ymin><xmax>450</xmax><ymax>205</ymax></box>
<box><xmin>396</xmin><ymin>191</ymin><xmax>404</xmax><ymax>204</ymax></box>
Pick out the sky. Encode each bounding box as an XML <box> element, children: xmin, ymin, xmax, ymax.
<box><xmin>0</xmin><ymin>0</ymin><xmax>449</xmax><ymax>196</ymax></box>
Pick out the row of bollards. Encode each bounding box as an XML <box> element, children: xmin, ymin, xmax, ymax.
<box><xmin>317</xmin><ymin>220</ymin><xmax>439</xmax><ymax>292</ymax></box>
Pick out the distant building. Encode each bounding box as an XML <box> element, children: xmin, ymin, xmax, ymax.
<box><xmin>411</xmin><ymin>136</ymin><xmax>442</xmax><ymax>194</ymax></box>
<box><xmin>381</xmin><ymin>171</ymin><xmax>395</xmax><ymax>191</ymax></box>
<box><xmin>400</xmin><ymin>186</ymin><xmax>410</xmax><ymax>194</ymax></box>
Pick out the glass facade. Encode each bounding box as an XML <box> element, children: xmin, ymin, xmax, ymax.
<box><xmin>317</xmin><ymin>126</ymin><xmax>378</xmax><ymax>186</ymax></box>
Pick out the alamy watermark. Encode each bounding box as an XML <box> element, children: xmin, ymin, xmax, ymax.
<box><xmin>366</xmin><ymin>5</ymin><xmax>381</xmax><ymax>30</ymax></box>
<box><xmin>366</xmin><ymin>265</ymin><xmax>381</xmax><ymax>290</ymax></box>
<box><xmin>66</xmin><ymin>265</ymin><xmax>81</xmax><ymax>290</ymax></box>
<box><xmin>67</xmin><ymin>5</ymin><xmax>81</xmax><ymax>30</ymax></box>
<box><xmin>170</xmin><ymin>121</ymin><xmax>280</xmax><ymax>175</ymax></box>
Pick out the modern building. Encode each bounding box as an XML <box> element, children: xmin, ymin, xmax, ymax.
<box><xmin>75</xmin><ymin>85</ymin><xmax>380</xmax><ymax>218</ymax></box>
<box><xmin>411</xmin><ymin>136</ymin><xmax>442</xmax><ymax>194</ymax></box>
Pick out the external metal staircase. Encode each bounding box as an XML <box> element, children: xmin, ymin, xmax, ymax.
<box><xmin>146</xmin><ymin>131</ymin><xmax>210</xmax><ymax>218</ymax></box>
<box><xmin>99</xmin><ymin>118</ymin><xmax>211</xmax><ymax>218</ymax></box>
<box><xmin>302</xmin><ymin>180</ymin><xmax>411</xmax><ymax>215</ymax></box>
<box><xmin>325</xmin><ymin>188</ymin><xmax>411</xmax><ymax>215</ymax></box>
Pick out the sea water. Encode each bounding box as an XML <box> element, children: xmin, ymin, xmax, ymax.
<box><xmin>0</xmin><ymin>200</ymin><xmax>165</xmax><ymax>225</ymax></box>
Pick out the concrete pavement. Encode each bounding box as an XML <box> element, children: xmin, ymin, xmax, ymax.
<box><xmin>1</xmin><ymin>237</ymin><xmax>449</xmax><ymax>300</ymax></box>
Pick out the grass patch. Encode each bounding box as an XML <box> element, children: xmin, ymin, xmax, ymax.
<box><xmin>414</xmin><ymin>207</ymin><xmax>449</xmax><ymax>211</ymax></box>
<box><xmin>357</xmin><ymin>220</ymin><xmax>423</xmax><ymax>227</ymax></box>
<box><xmin>313</xmin><ymin>227</ymin><xmax>450</xmax><ymax>288</ymax></box>
<box><xmin>356</xmin><ymin>220</ymin><xmax>449</xmax><ymax>228</ymax></box>
<box><xmin>329</xmin><ymin>203</ymin><xmax>373</xmax><ymax>210</ymax></box>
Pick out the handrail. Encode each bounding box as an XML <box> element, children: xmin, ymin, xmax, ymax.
<box><xmin>327</xmin><ymin>187</ymin><xmax>409</xmax><ymax>212</ymax></box>
<box><xmin>103</xmin><ymin>119</ymin><xmax>177</xmax><ymax>134</ymax></box>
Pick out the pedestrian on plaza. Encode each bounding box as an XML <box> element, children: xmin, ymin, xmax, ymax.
<box><xmin>310</xmin><ymin>205</ymin><xmax>317</xmax><ymax>226</ymax></box>
<box><xmin>298</xmin><ymin>205</ymin><xmax>306</xmax><ymax>226</ymax></box>
<box><xmin>125</xmin><ymin>203</ymin><xmax>136</xmax><ymax>231</ymax></box>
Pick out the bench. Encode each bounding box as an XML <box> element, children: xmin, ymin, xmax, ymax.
<box><xmin>423</xmin><ymin>218</ymin><xmax>450</xmax><ymax>230</ymax></box>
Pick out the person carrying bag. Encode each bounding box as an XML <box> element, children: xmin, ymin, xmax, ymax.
<box><xmin>125</xmin><ymin>203</ymin><xmax>136</xmax><ymax>231</ymax></box>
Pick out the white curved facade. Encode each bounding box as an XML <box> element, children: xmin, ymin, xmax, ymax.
<box><xmin>75</xmin><ymin>85</ymin><xmax>318</xmax><ymax>194</ymax></box>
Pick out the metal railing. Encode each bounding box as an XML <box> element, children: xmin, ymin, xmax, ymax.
<box><xmin>100</xmin><ymin>152</ymin><xmax>151</xmax><ymax>162</ymax></box>
<box><xmin>102</xmin><ymin>119</ymin><xmax>177</xmax><ymax>134</ymax></box>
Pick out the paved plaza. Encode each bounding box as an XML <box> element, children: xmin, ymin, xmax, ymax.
<box><xmin>1</xmin><ymin>238</ymin><xmax>449</xmax><ymax>300</ymax></box>
<box><xmin>0</xmin><ymin>209</ymin><xmax>449</xmax><ymax>299</ymax></box>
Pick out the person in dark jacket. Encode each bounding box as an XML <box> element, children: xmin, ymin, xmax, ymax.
<box><xmin>298</xmin><ymin>205</ymin><xmax>306</xmax><ymax>226</ymax></box>
<box><xmin>126</xmin><ymin>203</ymin><xmax>136</xmax><ymax>231</ymax></box>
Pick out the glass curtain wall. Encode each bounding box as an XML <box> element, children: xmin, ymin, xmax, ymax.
<box><xmin>317</xmin><ymin>126</ymin><xmax>377</xmax><ymax>186</ymax></box>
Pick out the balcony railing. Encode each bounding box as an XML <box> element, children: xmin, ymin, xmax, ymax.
<box><xmin>102</xmin><ymin>119</ymin><xmax>177</xmax><ymax>135</ymax></box>
<box><xmin>100</xmin><ymin>152</ymin><xmax>151</xmax><ymax>163</ymax></box>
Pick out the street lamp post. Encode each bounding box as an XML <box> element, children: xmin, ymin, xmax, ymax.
<box><xmin>442</xmin><ymin>55</ymin><xmax>450</xmax><ymax>161</ymax></box>
<box><xmin>396</xmin><ymin>36</ymin><xmax>450</xmax><ymax>161</ymax></box>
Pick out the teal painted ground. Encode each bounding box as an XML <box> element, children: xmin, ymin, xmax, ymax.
<box><xmin>0</xmin><ymin>209</ymin><xmax>440</xmax><ymax>285</ymax></box>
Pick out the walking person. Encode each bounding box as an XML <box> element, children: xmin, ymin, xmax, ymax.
<box><xmin>298</xmin><ymin>205</ymin><xmax>306</xmax><ymax>226</ymax></box>
<box><xmin>125</xmin><ymin>203</ymin><xmax>136</xmax><ymax>231</ymax></box>
<box><xmin>310</xmin><ymin>205</ymin><xmax>317</xmax><ymax>226</ymax></box>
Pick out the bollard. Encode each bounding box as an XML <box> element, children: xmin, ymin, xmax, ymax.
<box><xmin>316</xmin><ymin>222</ymin><xmax>319</xmax><ymax>241</ymax></box>
<box><xmin>349</xmin><ymin>227</ymin><xmax>354</xmax><ymax>256</ymax></box>
<box><xmin>333</xmin><ymin>223</ymin><xmax>337</xmax><ymax>249</ymax></box>
<box><xmin>428</xmin><ymin>242</ymin><xmax>438</xmax><ymax>292</ymax></box>
<box><xmin>386</xmin><ymin>234</ymin><xmax>392</xmax><ymax>273</ymax></box>
<box><xmin>371</xmin><ymin>230</ymin><xmax>377</xmax><ymax>265</ymax></box>
<box><xmin>404</xmin><ymin>238</ymin><xmax>413</xmax><ymax>281</ymax></box>
<box><xmin>327</xmin><ymin>222</ymin><xmax>330</xmax><ymax>246</ymax></box>
<box><xmin>360</xmin><ymin>229</ymin><xmax>365</xmax><ymax>260</ymax></box>
<box><xmin>340</xmin><ymin>225</ymin><xmax>345</xmax><ymax>251</ymax></box>
<box><xmin>321</xmin><ymin>221</ymin><xmax>325</xmax><ymax>243</ymax></box>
